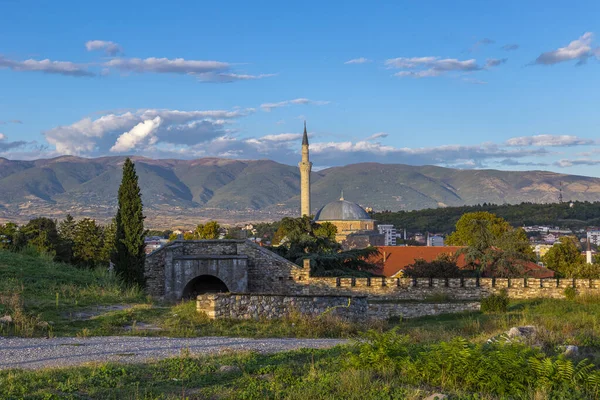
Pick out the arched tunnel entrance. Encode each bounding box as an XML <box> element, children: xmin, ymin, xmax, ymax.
<box><xmin>182</xmin><ymin>275</ymin><xmax>230</xmax><ymax>299</ymax></box>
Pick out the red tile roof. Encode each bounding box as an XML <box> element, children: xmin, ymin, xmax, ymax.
<box><xmin>372</xmin><ymin>245</ymin><xmax>555</xmax><ymax>278</ymax></box>
<box><xmin>373</xmin><ymin>246</ymin><xmax>466</xmax><ymax>277</ymax></box>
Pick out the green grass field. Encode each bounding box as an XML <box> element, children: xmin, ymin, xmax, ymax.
<box><xmin>4</xmin><ymin>250</ymin><xmax>600</xmax><ymax>398</ymax></box>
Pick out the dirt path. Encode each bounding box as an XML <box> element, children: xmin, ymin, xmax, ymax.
<box><xmin>0</xmin><ymin>336</ymin><xmax>348</xmax><ymax>370</ymax></box>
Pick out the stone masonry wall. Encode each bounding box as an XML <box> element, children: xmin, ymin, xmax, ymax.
<box><xmin>197</xmin><ymin>293</ymin><xmax>367</xmax><ymax>321</ymax></box>
<box><xmin>145</xmin><ymin>240</ymin><xmax>309</xmax><ymax>300</ymax></box>
<box><xmin>301</xmin><ymin>276</ymin><xmax>600</xmax><ymax>300</ymax></box>
<box><xmin>368</xmin><ymin>301</ymin><xmax>481</xmax><ymax>320</ymax></box>
<box><xmin>196</xmin><ymin>293</ymin><xmax>480</xmax><ymax>321</ymax></box>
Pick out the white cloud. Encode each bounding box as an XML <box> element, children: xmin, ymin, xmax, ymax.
<box><xmin>533</xmin><ymin>32</ymin><xmax>600</xmax><ymax>65</ymax></box>
<box><xmin>505</xmin><ymin>134</ymin><xmax>594</xmax><ymax>147</ymax></box>
<box><xmin>260</xmin><ymin>98</ymin><xmax>330</xmax><ymax>112</ymax></box>
<box><xmin>386</xmin><ymin>56</ymin><xmax>504</xmax><ymax>78</ymax></box>
<box><xmin>365</xmin><ymin>132</ymin><xmax>388</xmax><ymax>140</ymax></box>
<box><xmin>0</xmin><ymin>120</ymin><xmax>22</xmax><ymax>125</ymax></box>
<box><xmin>0</xmin><ymin>55</ymin><xmax>93</xmax><ymax>77</ymax></box>
<box><xmin>344</xmin><ymin>57</ymin><xmax>371</xmax><ymax>64</ymax></box>
<box><xmin>555</xmin><ymin>159</ymin><xmax>600</xmax><ymax>168</ymax></box>
<box><xmin>259</xmin><ymin>133</ymin><xmax>303</xmax><ymax>142</ymax></box>
<box><xmin>469</xmin><ymin>38</ymin><xmax>495</xmax><ymax>52</ymax></box>
<box><xmin>44</xmin><ymin>108</ymin><xmax>253</xmax><ymax>155</ymax></box>
<box><xmin>502</xmin><ymin>44</ymin><xmax>519</xmax><ymax>51</ymax></box>
<box><xmin>0</xmin><ymin>133</ymin><xmax>29</xmax><ymax>152</ymax></box>
<box><xmin>197</xmin><ymin>72</ymin><xmax>276</xmax><ymax>83</ymax></box>
<box><xmin>104</xmin><ymin>57</ymin><xmax>230</xmax><ymax>75</ymax></box>
<box><xmin>85</xmin><ymin>40</ymin><xmax>122</xmax><ymax>55</ymax></box>
<box><xmin>110</xmin><ymin>117</ymin><xmax>162</xmax><ymax>152</ymax></box>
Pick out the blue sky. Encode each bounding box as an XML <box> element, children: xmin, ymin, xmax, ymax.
<box><xmin>1</xmin><ymin>0</ymin><xmax>599</xmax><ymax>175</ymax></box>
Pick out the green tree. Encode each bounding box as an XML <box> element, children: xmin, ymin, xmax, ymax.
<box><xmin>194</xmin><ymin>221</ymin><xmax>221</xmax><ymax>239</ymax></box>
<box><xmin>269</xmin><ymin>216</ymin><xmax>379</xmax><ymax>277</ymax></box>
<box><xmin>446</xmin><ymin>211</ymin><xmax>511</xmax><ymax>246</ymax></box>
<box><xmin>0</xmin><ymin>222</ymin><xmax>21</xmax><ymax>251</ymax></box>
<box><xmin>100</xmin><ymin>219</ymin><xmax>116</xmax><ymax>265</ymax></box>
<box><xmin>542</xmin><ymin>236</ymin><xmax>585</xmax><ymax>277</ymax></box>
<box><xmin>452</xmin><ymin>214</ymin><xmax>534</xmax><ymax>277</ymax></box>
<box><xmin>73</xmin><ymin>218</ymin><xmax>103</xmax><ymax>267</ymax></box>
<box><xmin>20</xmin><ymin>218</ymin><xmax>60</xmax><ymax>257</ymax></box>
<box><xmin>403</xmin><ymin>253</ymin><xmax>463</xmax><ymax>278</ymax></box>
<box><xmin>115</xmin><ymin>158</ymin><xmax>146</xmax><ymax>286</ymax></box>
<box><xmin>58</xmin><ymin>214</ymin><xmax>77</xmax><ymax>263</ymax></box>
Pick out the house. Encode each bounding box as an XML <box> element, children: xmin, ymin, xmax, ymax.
<box><xmin>370</xmin><ymin>245</ymin><xmax>555</xmax><ymax>278</ymax></box>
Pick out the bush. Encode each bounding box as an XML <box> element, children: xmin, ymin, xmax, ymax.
<box><xmin>481</xmin><ymin>289</ymin><xmax>509</xmax><ymax>313</ymax></box>
<box><xmin>564</xmin><ymin>286</ymin><xmax>578</xmax><ymax>301</ymax></box>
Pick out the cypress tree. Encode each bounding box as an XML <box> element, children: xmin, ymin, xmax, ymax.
<box><xmin>115</xmin><ymin>158</ymin><xmax>146</xmax><ymax>286</ymax></box>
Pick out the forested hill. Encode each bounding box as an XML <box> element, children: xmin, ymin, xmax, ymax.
<box><xmin>373</xmin><ymin>202</ymin><xmax>600</xmax><ymax>233</ymax></box>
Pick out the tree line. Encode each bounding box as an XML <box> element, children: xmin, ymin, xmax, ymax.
<box><xmin>403</xmin><ymin>211</ymin><xmax>600</xmax><ymax>279</ymax></box>
<box><xmin>0</xmin><ymin>215</ymin><xmax>115</xmax><ymax>268</ymax></box>
<box><xmin>0</xmin><ymin>158</ymin><xmax>147</xmax><ymax>287</ymax></box>
<box><xmin>374</xmin><ymin>201</ymin><xmax>600</xmax><ymax>233</ymax></box>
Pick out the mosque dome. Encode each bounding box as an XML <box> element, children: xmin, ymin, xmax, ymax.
<box><xmin>314</xmin><ymin>194</ymin><xmax>371</xmax><ymax>221</ymax></box>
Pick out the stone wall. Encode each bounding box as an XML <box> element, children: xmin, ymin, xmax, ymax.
<box><xmin>196</xmin><ymin>293</ymin><xmax>481</xmax><ymax>321</ymax></box>
<box><xmin>368</xmin><ymin>300</ymin><xmax>480</xmax><ymax>320</ymax></box>
<box><xmin>300</xmin><ymin>276</ymin><xmax>600</xmax><ymax>300</ymax></box>
<box><xmin>145</xmin><ymin>240</ymin><xmax>600</xmax><ymax>303</ymax></box>
<box><xmin>196</xmin><ymin>293</ymin><xmax>367</xmax><ymax>321</ymax></box>
<box><xmin>145</xmin><ymin>240</ymin><xmax>309</xmax><ymax>300</ymax></box>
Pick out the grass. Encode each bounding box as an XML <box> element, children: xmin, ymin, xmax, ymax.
<box><xmin>0</xmin><ymin>250</ymin><xmax>383</xmax><ymax>338</ymax></box>
<box><xmin>3</xmin><ymin>334</ymin><xmax>600</xmax><ymax>399</ymax></box>
<box><xmin>5</xmin><ymin>251</ymin><xmax>600</xmax><ymax>398</ymax></box>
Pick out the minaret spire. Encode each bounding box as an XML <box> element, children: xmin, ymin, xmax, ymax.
<box><xmin>340</xmin><ymin>190</ymin><xmax>344</xmax><ymax>201</ymax></box>
<box><xmin>302</xmin><ymin>120</ymin><xmax>309</xmax><ymax>145</ymax></box>
<box><xmin>299</xmin><ymin>121</ymin><xmax>312</xmax><ymax>217</ymax></box>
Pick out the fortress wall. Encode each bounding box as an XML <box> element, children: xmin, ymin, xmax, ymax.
<box><xmin>301</xmin><ymin>276</ymin><xmax>600</xmax><ymax>300</ymax></box>
<box><xmin>196</xmin><ymin>293</ymin><xmax>480</xmax><ymax>321</ymax></box>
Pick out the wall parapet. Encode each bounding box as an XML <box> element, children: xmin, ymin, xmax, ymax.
<box><xmin>300</xmin><ymin>276</ymin><xmax>600</xmax><ymax>300</ymax></box>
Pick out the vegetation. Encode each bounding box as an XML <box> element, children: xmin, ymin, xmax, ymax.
<box><xmin>480</xmin><ymin>289</ymin><xmax>510</xmax><ymax>313</ymax></box>
<box><xmin>375</xmin><ymin>201</ymin><xmax>600</xmax><ymax>234</ymax></box>
<box><xmin>115</xmin><ymin>158</ymin><xmax>146</xmax><ymax>287</ymax></box>
<box><xmin>5</xmin><ymin>249</ymin><xmax>600</xmax><ymax>397</ymax></box>
<box><xmin>403</xmin><ymin>254</ymin><xmax>463</xmax><ymax>278</ymax></box>
<box><xmin>269</xmin><ymin>216</ymin><xmax>379</xmax><ymax>277</ymax></box>
<box><xmin>169</xmin><ymin>221</ymin><xmax>221</xmax><ymax>241</ymax></box>
<box><xmin>541</xmin><ymin>236</ymin><xmax>600</xmax><ymax>278</ymax></box>
<box><xmin>445</xmin><ymin>212</ymin><xmax>536</xmax><ymax>277</ymax></box>
<box><xmin>6</xmin><ymin>306</ymin><xmax>600</xmax><ymax>399</ymax></box>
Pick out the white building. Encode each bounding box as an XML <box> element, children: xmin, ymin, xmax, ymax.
<box><xmin>587</xmin><ymin>230</ymin><xmax>600</xmax><ymax>246</ymax></box>
<box><xmin>428</xmin><ymin>235</ymin><xmax>444</xmax><ymax>247</ymax></box>
<box><xmin>377</xmin><ymin>224</ymin><xmax>397</xmax><ymax>246</ymax></box>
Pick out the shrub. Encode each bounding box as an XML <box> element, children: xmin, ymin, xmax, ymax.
<box><xmin>481</xmin><ymin>289</ymin><xmax>509</xmax><ymax>313</ymax></box>
<box><xmin>564</xmin><ymin>286</ymin><xmax>578</xmax><ymax>301</ymax></box>
<box><xmin>403</xmin><ymin>254</ymin><xmax>463</xmax><ymax>278</ymax></box>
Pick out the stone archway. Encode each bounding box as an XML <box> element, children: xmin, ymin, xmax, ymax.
<box><xmin>182</xmin><ymin>275</ymin><xmax>229</xmax><ymax>299</ymax></box>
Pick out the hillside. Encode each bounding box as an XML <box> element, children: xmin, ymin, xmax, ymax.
<box><xmin>1</xmin><ymin>156</ymin><xmax>600</xmax><ymax>226</ymax></box>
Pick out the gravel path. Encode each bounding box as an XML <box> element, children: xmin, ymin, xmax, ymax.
<box><xmin>0</xmin><ymin>336</ymin><xmax>349</xmax><ymax>370</ymax></box>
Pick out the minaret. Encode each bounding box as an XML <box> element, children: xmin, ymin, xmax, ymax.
<box><xmin>299</xmin><ymin>121</ymin><xmax>312</xmax><ymax>216</ymax></box>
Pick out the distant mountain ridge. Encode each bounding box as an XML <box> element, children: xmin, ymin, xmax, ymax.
<box><xmin>1</xmin><ymin>155</ymin><xmax>599</xmax><ymax>226</ymax></box>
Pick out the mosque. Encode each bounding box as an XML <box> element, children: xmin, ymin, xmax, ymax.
<box><xmin>299</xmin><ymin>123</ymin><xmax>384</xmax><ymax>248</ymax></box>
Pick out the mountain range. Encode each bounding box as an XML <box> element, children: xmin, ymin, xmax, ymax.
<box><xmin>1</xmin><ymin>156</ymin><xmax>599</xmax><ymax>227</ymax></box>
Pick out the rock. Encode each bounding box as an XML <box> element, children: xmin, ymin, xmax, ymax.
<box><xmin>507</xmin><ymin>326</ymin><xmax>537</xmax><ymax>340</ymax></box>
<box><xmin>424</xmin><ymin>394</ymin><xmax>448</xmax><ymax>400</ymax></box>
<box><xmin>0</xmin><ymin>315</ymin><xmax>13</xmax><ymax>324</ymax></box>
<box><xmin>564</xmin><ymin>345</ymin><xmax>579</xmax><ymax>357</ymax></box>
<box><xmin>218</xmin><ymin>365</ymin><xmax>241</xmax><ymax>374</ymax></box>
